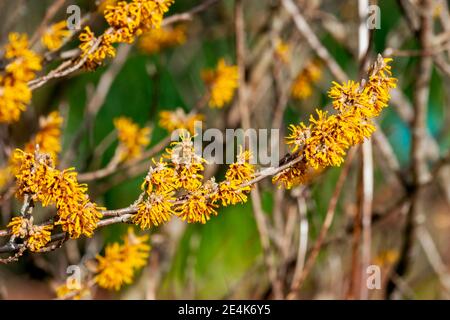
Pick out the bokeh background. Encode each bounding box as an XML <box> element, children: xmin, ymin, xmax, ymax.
<box><xmin>1</xmin><ymin>0</ymin><xmax>449</xmax><ymax>299</ymax></box>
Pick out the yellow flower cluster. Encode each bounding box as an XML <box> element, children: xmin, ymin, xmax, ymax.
<box><xmin>79</xmin><ymin>0</ymin><xmax>175</xmax><ymax>69</ymax></box>
<box><xmin>14</xmin><ymin>150</ymin><xmax>103</xmax><ymax>239</ymax></box>
<box><xmin>176</xmin><ymin>148</ymin><xmax>255</xmax><ymax>223</ymax></box>
<box><xmin>7</xmin><ymin>216</ymin><xmax>53</xmax><ymax>252</ymax></box>
<box><xmin>55</xmin><ymin>279</ymin><xmax>91</xmax><ymax>300</ymax></box>
<box><xmin>98</xmin><ymin>0</ymin><xmax>118</xmax><ymax>13</ymax></box>
<box><xmin>95</xmin><ymin>228</ymin><xmax>150</xmax><ymax>290</ymax></box>
<box><xmin>291</xmin><ymin>60</ymin><xmax>321</xmax><ymax>100</ymax></box>
<box><xmin>274</xmin><ymin>39</ymin><xmax>291</xmax><ymax>64</ymax></box>
<box><xmin>0</xmin><ymin>111</ymin><xmax>63</xmax><ymax>190</ymax></box>
<box><xmin>114</xmin><ymin>117</ymin><xmax>151</xmax><ymax>161</ymax></box>
<box><xmin>177</xmin><ymin>179</ymin><xmax>219</xmax><ymax>224</ymax></box>
<box><xmin>41</xmin><ymin>20</ymin><xmax>72</xmax><ymax>51</ymax></box>
<box><xmin>138</xmin><ymin>25</ymin><xmax>186</xmax><ymax>54</ymax></box>
<box><xmin>272</xmin><ymin>161</ymin><xmax>310</xmax><ymax>190</ymax></box>
<box><xmin>274</xmin><ymin>56</ymin><xmax>397</xmax><ymax>189</ymax></box>
<box><xmin>159</xmin><ymin>108</ymin><xmax>204</xmax><ymax>135</ymax></box>
<box><xmin>0</xmin><ymin>166</ymin><xmax>11</xmax><ymax>190</ymax></box>
<box><xmin>24</xmin><ymin>111</ymin><xmax>63</xmax><ymax>162</ymax></box>
<box><xmin>202</xmin><ymin>59</ymin><xmax>239</xmax><ymax>108</ymax></box>
<box><xmin>165</xmin><ymin>132</ymin><xmax>206</xmax><ymax>191</ymax></box>
<box><xmin>79</xmin><ymin>27</ymin><xmax>116</xmax><ymax>70</ymax></box>
<box><xmin>133</xmin><ymin>158</ymin><xmax>177</xmax><ymax>228</ymax></box>
<box><xmin>373</xmin><ymin>249</ymin><xmax>399</xmax><ymax>267</ymax></box>
<box><xmin>135</xmin><ymin>190</ymin><xmax>174</xmax><ymax>228</ymax></box>
<box><xmin>0</xmin><ymin>33</ymin><xmax>42</xmax><ymax>123</ymax></box>
<box><xmin>134</xmin><ymin>132</ymin><xmax>203</xmax><ymax>228</ymax></box>
<box><xmin>217</xmin><ymin>149</ymin><xmax>254</xmax><ymax>206</ymax></box>
<box><xmin>134</xmin><ymin>132</ymin><xmax>255</xmax><ymax>228</ymax></box>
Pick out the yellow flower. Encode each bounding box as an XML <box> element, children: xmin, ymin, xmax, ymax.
<box><xmin>277</xmin><ymin>55</ymin><xmax>396</xmax><ymax>189</ymax></box>
<box><xmin>114</xmin><ymin>117</ymin><xmax>151</xmax><ymax>161</ymax></box>
<box><xmin>79</xmin><ymin>27</ymin><xmax>116</xmax><ymax>70</ymax></box>
<box><xmin>13</xmin><ymin>149</ymin><xmax>56</xmax><ymax>199</ymax></box>
<box><xmin>225</xmin><ymin>148</ymin><xmax>255</xmax><ymax>186</ymax></box>
<box><xmin>80</xmin><ymin>0</ymin><xmax>175</xmax><ymax>69</ymax></box>
<box><xmin>373</xmin><ymin>249</ymin><xmax>399</xmax><ymax>267</ymax></box>
<box><xmin>291</xmin><ymin>76</ymin><xmax>312</xmax><ymax>100</ymax></box>
<box><xmin>24</xmin><ymin>111</ymin><xmax>63</xmax><ymax>161</ymax></box>
<box><xmin>202</xmin><ymin>59</ymin><xmax>239</xmax><ymax>108</ymax></box>
<box><xmin>153</xmin><ymin>0</ymin><xmax>175</xmax><ymax>15</ymax></box>
<box><xmin>286</xmin><ymin>123</ymin><xmax>310</xmax><ymax>153</ymax></box>
<box><xmin>328</xmin><ymin>80</ymin><xmax>364</xmax><ymax>113</ymax></box>
<box><xmin>214</xmin><ymin>149</ymin><xmax>254</xmax><ymax>205</ymax></box>
<box><xmin>95</xmin><ymin>228</ymin><xmax>150</xmax><ymax>291</ymax></box>
<box><xmin>365</xmin><ymin>57</ymin><xmax>397</xmax><ymax>114</ymax></box>
<box><xmin>42</xmin><ymin>20</ymin><xmax>71</xmax><ymax>51</ymax></box>
<box><xmin>133</xmin><ymin>190</ymin><xmax>174</xmax><ymax>229</ymax></box>
<box><xmin>272</xmin><ymin>160</ymin><xmax>309</xmax><ymax>189</ymax></box>
<box><xmin>0</xmin><ymin>33</ymin><xmax>42</xmax><ymax>123</ymax></box>
<box><xmin>97</xmin><ymin>0</ymin><xmax>118</xmax><ymax>13</ymax></box>
<box><xmin>4</xmin><ymin>33</ymin><xmax>42</xmax><ymax>81</ymax></box>
<box><xmin>275</xmin><ymin>39</ymin><xmax>291</xmax><ymax>64</ymax></box>
<box><xmin>141</xmin><ymin>159</ymin><xmax>179</xmax><ymax>194</ymax></box>
<box><xmin>13</xmin><ymin>149</ymin><xmax>103</xmax><ymax>239</ymax></box>
<box><xmin>55</xmin><ymin>190</ymin><xmax>104</xmax><ymax>239</ymax></box>
<box><xmin>7</xmin><ymin>216</ymin><xmax>53</xmax><ymax>252</ymax></box>
<box><xmin>291</xmin><ymin>60</ymin><xmax>321</xmax><ymax>100</ymax></box>
<box><xmin>177</xmin><ymin>187</ymin><xmax>218</xmax><ymax>224</ymax></box>
<box><xmin>104</xmin><ymin>1</ymin><xmax>144</xmax><ymax>32</ymax></box>
<box><xmin>104</xmin><ymin>0</ymin><xmax>174</xmax><ymax>38</ymax></box>
<box><xmin>138</xmin><ymin>25</ymin><xmax>186</xmax><ymax>54</ymax></box>
<box><xmin>217</xmin><ymin>181</ymin><xmax>250</xmax><ymax>206</ymax></box>
<box><xmin>165</xmin><ymin>131</ymin><xmax>206</xmax><ymax>191</ymax></box>
<box><xmin>0</xmin><ymin>166</ymin><xmax>12</xmax><ymax>190</ymax></box>
<box><xmin>159</xmin><ymin>108</ymin><xmax>204</xmax><ymax>134</ymax></box>
<box><xmin>303</xmin><ymin>110</ymin><xmax>349</xmax><ymax>169</ymax></box>
<box><xmin>433</xmin><ymin>2</ymin><xmax>442</xmax><ymax>18</ymax></box>
<box><xmin>55</xmin><ymin>279</ymin><xmax>91</xmax><ymax>300</ymax></box>
<box><xmin>0</xmin><ymin>79</ymin><xmax>31</xmax><ymax>123</ymax></box>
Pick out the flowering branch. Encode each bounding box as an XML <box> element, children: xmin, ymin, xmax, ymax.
<box><xmin>0</xmin><ymin>54</ymin><xmax>397</xmax><ymax>265</ymax></box>
<box><xmin>28</xmin><ymin>0</ymin><xmax>221</xmax><ymax>91</ymax></box>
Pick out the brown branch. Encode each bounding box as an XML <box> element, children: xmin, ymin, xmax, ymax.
<box><xmin>60</xmin><ymin>44</ymin><xmax>131</xmax><ymax>168</ymax></box>
<box><xmin>417</xmin><ymin>225</ymin><xmax>450</xmax><ymax>294</ymax></box>
<box><xmin>387</xmin><ymin>0</ymin><xmax>434</xmax><ymax>297</ymax></box>
<box><xmin>88</xmin><ymin>136</ymin><xmax>172</xmax><ymax>190</ymax></box>
<box><xmin>351</xmin><ymin>0</ymin><xmax>373</xmax><ymax>300</ymax></box>
<box><xmin>77</xmin><ymin>149</ymin><xmax>122</xmax><ymax>182</ymax></box>
<box><xmin>281</xmin><ymin>0</ymin><xmax>348</xmax><ymax>83</ymax></box>
<box><xmin>29</xmin><ymin>0</ymin><xmax>220</xmax><ymax>92</ymax></box>
<box><xmin>235</xmin><ymin>0</ymin><xmax>283</xmax><ymax>299</ymax></box>
<box><xmin>29</xmin><ymin>33</ymin><xmax>106</xmax><ymax>91</ymax></box>
<box><xmin>287</xmin><ymin>147</ymin><xmax>357</xmax><ymax>299</ymax></box>
<box><xmin>289</xmin><ymin>188</ymin><xmax>309</xmax><ymax>293</ymax></box>
<box><xmin>2</xmin><ymin>131</ymin><xmax>425</xmax><ymax>258</ymax></box>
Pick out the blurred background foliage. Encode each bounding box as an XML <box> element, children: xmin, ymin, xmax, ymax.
<box><xmin>1</xmin><ymin>0</ymin><xmax>449</xmax><ymax>299</ymax></box>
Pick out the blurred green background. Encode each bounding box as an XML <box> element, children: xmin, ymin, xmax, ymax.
<box><xmin>2</xmin><ymin>0</ymin><xmax>449</xmax><ymax>299</ymax></box>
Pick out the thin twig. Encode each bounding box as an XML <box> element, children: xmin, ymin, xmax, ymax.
<box><xmin>235</xmin><ymin>0</ymin><xmax>283</xmax><ymax>299</ymax></box>
<box><xmin>61</xmin><ymin>44</ymin><xmax>132</xmax><ymax>168</ymax></box>
<box><xmin>387</xmin><ymin>0</ymin><xmax>434</xmax><ymax>297</ymax></box>
<box><xmin>162</xmin><ymin>0</ymin><xmax>221</xmax><ymax>26</ymax></box>
<box><xmin>358</xmin><ymin>0</ymin><xmax>373</xmax><ymax>300</ymax></box>
<box><xmin>29</xmin><ymin>0</ymin><xmax>221</xmax><ymax>92</ymax></box>
<box><xmin>30</xmin><ymin>0</ymin><xmax>67</xmax><ymax>46</ymax></box>
<box><xmin>417</xmin><ymin>225</ymin><xmax>450</xmax><ymax>295</ymax></box>
<box><xmin>281</xmin><ymin>0</ymin><xmax>347</xmax><ymax>83</ymax></box>
<box><xmin>287</xmin><ymin>147</ymin><xmax>357</xmax><ymax>299</ymax></box>
<box><xmin>289</xmin><ymin>189</ymin><xmax>308</xmax><ymax>292</ymax></box>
